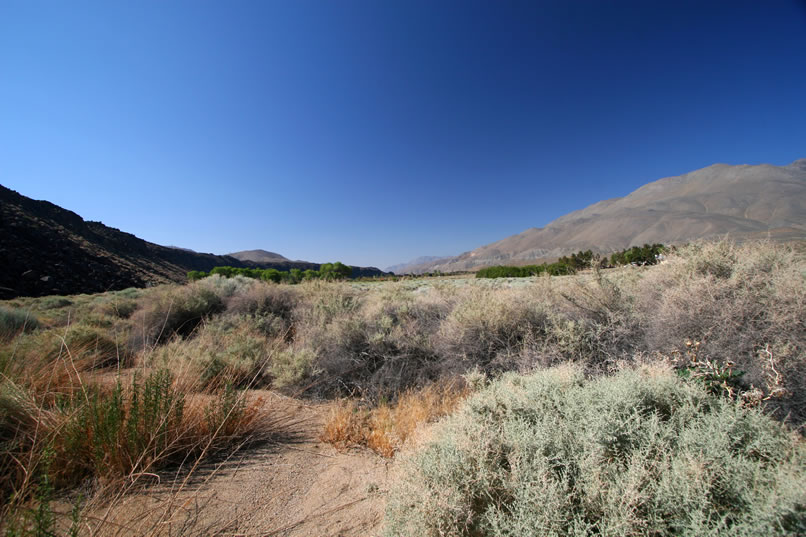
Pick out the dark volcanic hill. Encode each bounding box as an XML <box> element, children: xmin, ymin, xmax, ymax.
<box><xmin>405</xmin><ymin>159</ymin><xmax>806</xmax><ymax>274</ymax></box>
<box><xmin>0</xmin><ymin>185</ymin><xmax>387</xmax><ymax>298</ymax></box>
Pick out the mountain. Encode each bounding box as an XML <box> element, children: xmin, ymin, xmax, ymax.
<box><xmin>385</xmin><ymin>255</ymin><xmax>453</xmax><ymax>274</ymax></box>
<box><xmin>410</xmin><ymin>159</ymin><xmax>806</xmax><ymax>274</ymax></box>
<box><xmin>0</xmin><ymin>185</ymin><xmax>387</xmax><ymax>299</ymax></box>
<box><xmin>228</xmin><ymin>249</ymin><xmax>289</xmax><ymax>263</ymax></box>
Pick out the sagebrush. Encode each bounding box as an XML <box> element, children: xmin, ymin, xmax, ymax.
<box><xmin>383</xmin><ymin>365</ymin><xmax>806</xmax><ymax>536</ymax></box>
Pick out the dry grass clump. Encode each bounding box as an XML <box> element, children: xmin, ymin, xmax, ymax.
<box><xmin>384</xmin><ymin>364</ymin><xmax>806</xmax><ymax>537</ymax></box>
<box><xmin>0</xmin><ymin>285</ymin><xmax>277</xmax><ymax>534</ymax></box>
<box><xmin>0</xmin><ymin>367</ymin><xmax>264</xmax><ymax>482</ymax></box>
<box><xmin>322</xmin><ymin>379</ymin><xmax>471</xmax><ymax>457</ymax></box>
<box><xmin>0</xmin><ymin>306</ymin><xmax>39</xmax><ymax>342</ymax></box>
<box><xmin>148</xmin><ymin>315</ymin><xmax>277</xmax><ymax>390</ymax></box>
<box><xmin>0</xmin><ymin>366</ymin><xmax>268</xmax><ymax>534</ymax></box>
<box><xmin>129</xmin><ymin>280</ymin><xmax>225</xmax><ymax>349</ymax></box>
<box><xmin>226</xmin><ymin>282</ymin><xmax>298</xmax><ymax>322</ymax></box>
<box><xmin>0</xmin><ymin>324</ymin><xmax>132</xmax><ymax>404</ymax></box>
<box><xmin>60</xmin><ymin>324</ymin><xmax>125</xmax><ymax>369</ymax></box>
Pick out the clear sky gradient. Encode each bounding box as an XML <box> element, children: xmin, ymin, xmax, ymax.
<box><xmin>2</xmin><ymin>1</ymin><xmax>805</xmax><ymax>269</ymax></box>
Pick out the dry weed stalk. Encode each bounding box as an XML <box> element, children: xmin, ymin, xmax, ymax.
<box><xmin>321</xmin><ymin>380</ymin><xmax>470</xmax><ymax>457</ymax></box>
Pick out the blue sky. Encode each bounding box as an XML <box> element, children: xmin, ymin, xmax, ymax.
<box><xmin>2</xmin><ymin>1</ymin><xmax>805</xmax><ymax>269</ymax></box>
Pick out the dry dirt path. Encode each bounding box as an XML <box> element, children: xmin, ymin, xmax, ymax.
<box><xmin>90</xmin><ymin>392</ymin><xmax>391</xmax><ymax>537</ymax></box>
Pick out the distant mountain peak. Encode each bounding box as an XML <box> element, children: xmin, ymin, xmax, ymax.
<box><xmin>227</xmin><ymin>249</ymin><xmax>289</xmax><ymax>263</ymax></box>
<box><xmin>386</xmin><ymin>255</ymin><xmax>454</xmax><ymax>274</ymax></box>
<box><xmin>405</xmin><ymin>159</ymin><xmax>806</xmax><ymax>274</ymax></box>
<box><xmin>788</xmin><ymin>158</ymin><xmax>806</xmax><ymax>171</ymax></box>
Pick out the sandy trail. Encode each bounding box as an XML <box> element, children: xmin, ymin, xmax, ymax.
<box><xmin>89</xmin><ymin>392</ymin><xmax>391</xmax><ymax>537</ymax></box>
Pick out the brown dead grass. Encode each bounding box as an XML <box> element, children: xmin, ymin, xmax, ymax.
<box><xmin>321</xmin><ymin>380</ymin><xmax>470</xmax><ymax>457</ymax></box>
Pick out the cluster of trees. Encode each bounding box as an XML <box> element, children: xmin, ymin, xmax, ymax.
<box><xmin>477</xmin><ymin>250</ymin><xmax>596</xmax><ymax>279</ymax></box>
<box><xmin>476</xmin><ymin>245</ymin><xmax>666</xmax><ymax>279</ymax></box>
<box><xmin>187</xmin><ymin>261</ymin><xmax>353</xmax><ymax>284</ymax></box>
<box><xmin>557</xmin><ymin>249</ymin><xmax>596</xmax><ymax>271</ymax></box>
<box><xmin>609</xmin><ymin>243</ymin><xmax>665</xmax><ymax>266</ymax></box>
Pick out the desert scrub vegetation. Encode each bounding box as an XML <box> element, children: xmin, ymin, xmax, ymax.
<box><xmin>0</xmin><ymin>238</ymin><xmax>803</xmax><ymax>532</ymax></box>
<box><xmin>0</xmin><ymin>286</ymin><xmax>275</xmax><ymax>534</ymax></box>
<box><xmin>1</xmin><ymin>239</ymin><xmax>803</xmax><ymax>410</ymax></box>
<box><xmin>0</xmin><ymin>367</ymin><xmax>267</xmax><ymax>533</ymax></box>
<box><xmin>145</xmin><ymin>240</ymin><xmax>806</xmax><ymax>422</ymax></box>
<box><xmin>384</xmin><ymin>364</ymin><xmax>806</xmax><ymax>537</ymax></box>
<box><xmin>129</xmin><ymin>276</ymin><xmax>229</xmax><ymax>348</ymax></box>
<box><xmin>635</xmin><ymin>240</ymin><xmax>806</xmax><ymax>422</ymax></box>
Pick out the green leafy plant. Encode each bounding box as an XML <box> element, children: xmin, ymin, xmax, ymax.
<box><xmin>673</xmin><ymin>340</ymin><xmax>747</xmax><ymax>398</ymax></box>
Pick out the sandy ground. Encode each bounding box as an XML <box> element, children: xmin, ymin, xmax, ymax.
<box><xmin>82</xmin><ymin>392</ymin><xmax>391</xmax><ymax>537</ymax></box>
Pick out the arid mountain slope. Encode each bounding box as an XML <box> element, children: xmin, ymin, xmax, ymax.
<box><xmin>0</xmin><ymin>185</ymin><xmax>386</xmax><ymax>298</ymax></box>
<box><xmin>406</xmin><ymin>159</ymin><xmax>806</xmax><ymax>274</ymax></box>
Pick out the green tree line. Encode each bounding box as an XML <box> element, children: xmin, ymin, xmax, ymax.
<box><xmin>187</xmin><ymin>261</ymin><xmax>352</xmax><ymax>284</ymax></box>
<box><xmin>476</xmin><ymin>245</ymin><xmax>665</xmax><ymax>279</ymax></box>
<box><xmin>609</xmin><ymin>243</ymin><xmax>665</xmax><ymax>266</ymax></box>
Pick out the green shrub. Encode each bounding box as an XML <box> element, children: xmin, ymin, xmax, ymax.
<box><xmin>260</xmin><ymin>268</ymin><xmax>283</xmax><ymax>283</ymax></box>
<box><xmin>202</xmin><ymin>262</ymin><xmax>354</xmax><ymax>283</ymax></box>
<box><xmin>63</xmin><ymin>369</ymin><xmax>187</xmax><ymax>481</ymax></box>
<box><xmin>0</xmin><ymin>307</ymin><xmax>39</xmax><ymax>341</ymax></box>
<box><xmin>201</xmin><ymin>332</ymin><xmax>272</xmax><ymax>389</ymax></box>
<box><xmin>1</xmin><ymin>368</ymin><xmax>260</xmax><ymax>496</ymax></box>
<box><xmin>319</xmin><ymin>261</ymin><xmax>352</xmax><ymax>280</ymax></box>
<box><xmin>187</xmin><ymin>270</ymin><xmax>208</xmax><ymax>282</ymax></box>
<box><xmin>270</xmin><ymin>348</ymin><xmax>317</xmax><ymax>389</ymax></box>
<box><xmin>476</xmin><ymin>265</ymin><xmax>531</xmax><ymax>278</ymax></box>
<box><xmin>384</xmin><ymin>365</ymin><xmax>806</xmax><ymax>536</ymax></box>
<box><xmin>610</xmin><ymin>243</ymin><xmax>665</xmax><ymax>266</ymax></box>
<box><xmin>476</xmin><ymin>251</ymin><xmax>599</xmax><ymax>279</ymax></box>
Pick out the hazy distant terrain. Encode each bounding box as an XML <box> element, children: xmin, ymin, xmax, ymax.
<box><xmin>0</xmin><ymin>185</ymin><xmax>386</xmax><ymax>298</ymax></box>
<box><xmin>404</xmin><ymin>159</ymin><xmax>806</xmax><ymax>273</ymax></box>
<box><xmin>386</xmin><ymin>255</ymin><xmax>453</xmax><ymax>274</ymax></box>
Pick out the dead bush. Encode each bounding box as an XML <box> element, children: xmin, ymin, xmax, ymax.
<box><xmin>226</xmin><ymin>282</ymin><xmax>299</xmax><ymax>323</ymax></box>
<box><xmin>637</xmin><ymin>240</ymin><xmax>805</xmax><ymax>422</ymax></box>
